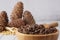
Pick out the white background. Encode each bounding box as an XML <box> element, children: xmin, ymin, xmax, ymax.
<box><xmin>0</xmin><ymin>0</ymin><xmax>60</xmax><ymax>40</ymax></box>
<box><xmin>0</xmin><ymin>0</ymin><xmax>60</xmax><ymax>22</ymax></box>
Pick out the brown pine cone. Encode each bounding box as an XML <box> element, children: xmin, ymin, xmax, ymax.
<box><xmin>8</xmin><ymin>19</ymin><xmax>25</xmax><ymax>28</ymax></box>
<box><xmin>23</xmin><ymin>11</ymin><xmax>36</xmax><ymax>25</ymax></box>
<box><xmin>0</xmin><ymin>25</ymin><xmax>6</xmax><ymax>32</ymax></box>
<box><xmin>0</xmin><ymin>11</ymin><xmax>8</xmax><ymax>26</ymax></box>
<box><xmin>11</xmin><ymin>2</ymin><xmax>23</xmax><ymax>20</ymax></box>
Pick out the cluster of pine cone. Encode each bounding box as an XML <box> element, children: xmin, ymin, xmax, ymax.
<box><xmin>8</xmin><ymin>2</ymin><xmax>36</xmax><ymax>28</ymax></box>
<box><xmin>18</xmin><ymin>24</ymin><xmax>57</xmax><ymax>34</ymax></box>
<box><xmin>0</xmin><ymin>2</ymin><xmax>36</xmax><ymax>32</ymax></box>
<box><xmin>0</xmin><ymin>1</ymin><xmax>57</xmax><ymax>34</ymax></box>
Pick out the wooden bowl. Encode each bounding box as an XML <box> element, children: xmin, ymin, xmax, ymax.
<box><xmin>16</xmin><ymin>30</ymin><xmax>59</xmax><ymax>40</ymax></box>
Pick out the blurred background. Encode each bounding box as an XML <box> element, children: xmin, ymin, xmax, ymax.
<box><xmin>0</xmin><ymin>0</ymin><xmax>60</xmax><ymax>22</ymax></box>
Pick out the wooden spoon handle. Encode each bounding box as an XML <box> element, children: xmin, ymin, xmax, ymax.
<box><xmin>43</xmin><ymin>22</ymin><xmax>58</xmax><ymax>29</ymax></box>
<box><xmin>49</xmin><ymin>22</ymin><xmax>58</xmax><ymax>27</ymax></box>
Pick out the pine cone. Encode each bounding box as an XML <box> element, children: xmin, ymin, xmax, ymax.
<box><xmin>11</xmin><ymin>2</ymin><xmax>23</xmax><ymax>20</ymax></box>
<box><xmin>23</xmin><ymin>11</ymin><xmax>36</xmax><ymax>25</ymax></box>
<box><xmin>0</xmin><ymin>25</ymin><xmax>5</xmax><ymax>32</ymax></box>
<box><xmin>0</xmin><ymin>11</ymin><xmax>8</xmax><ymax>26</ymax></box>
<box><xmin>8</xmin><ymin>19</ymin><xmax>25</xmax><ymax>28</ymax></box>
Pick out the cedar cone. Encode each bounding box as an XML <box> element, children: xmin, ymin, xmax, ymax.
<box><xmin>11</xmin><ymin>2</ymin><xmax>23</xmax><ymax>20</ymax></box>
<box><xmin>0</xmin><ymin>11</ymin><xmax>8</xmax><ymax>26</ymax></box>
<box><xmin>23</xmin><ymin>11</ymin><xmax>36</xmax><ymax>25</ymax></box>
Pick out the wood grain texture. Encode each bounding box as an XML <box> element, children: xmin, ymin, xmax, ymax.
<box><xmin>16</xmin><ymin>30</ymin><xmax>59</xmax><ymax>40</ymax></box>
